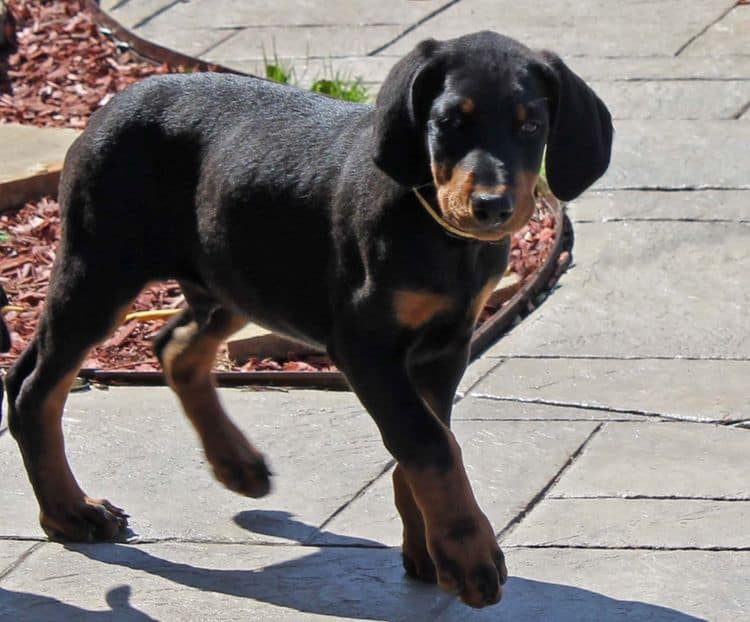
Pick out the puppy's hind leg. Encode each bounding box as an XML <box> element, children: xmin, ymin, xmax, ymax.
<box><xmin>7</xmin><ymin>256</ymin><xmax>143</xmax><ymax>542</ymax></box>
<box><xmin>153</xmin><ymin>286</ymin><xmax>271</xmax><ymax>498</ymax></box>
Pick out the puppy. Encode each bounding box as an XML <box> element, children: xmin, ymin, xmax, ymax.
<box><xmin>5</xmin><ymin>31</ymin><xmax>611</xmax><ymax>608</ymax></box>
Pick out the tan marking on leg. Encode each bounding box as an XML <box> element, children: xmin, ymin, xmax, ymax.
<box><xmin>460</xmin><ymin>98</ymin><xmax>475</xmax><ymax>115</ymax></box>
<box><xmin>393</xmin><ymin>465</ymin><xmax>435</xmax><ymax>582</ymax></box>
<box><xmin>393</xmin><ymin>290</ymin><xmax>453</xmax><ymax>330</ymax></box>
<box><xmin>161</xmin><ymin>312</ymin><xmax>270</xmax><ymax>497</ymax></box>
<box><xmin>401</xmin><ymin>433</ymin><xmax>506</xmax><ymax>607</ymax></box>
<box><xmin>31</xmin><ymin>304</ymin><xmax>132</xmax><ymax>540</ymax></box>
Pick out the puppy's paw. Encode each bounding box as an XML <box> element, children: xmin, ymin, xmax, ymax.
<box><xmin>428</xmin><ymin>514</ymin><xmax>508</xmax><ymax>608</ymax></box>
<box><xmin>40</xmin><ymin>497</ymin><xmax>129</xmax><ymax>542</ymax></box>
<box><xmin>402</xmin><ymin>539</ymin><xmax>437</xmax><ymax>583</ymax></box>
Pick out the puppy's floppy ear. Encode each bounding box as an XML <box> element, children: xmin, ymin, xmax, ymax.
<box><xmin>373</xmin><ymin>38</ymin><xmax>445</xmax><ymax>186</ymax></box>
<box><xmin>540</xmin><ymin>51</ymin><xmax>613</xmax><ymax>201</ymax></box>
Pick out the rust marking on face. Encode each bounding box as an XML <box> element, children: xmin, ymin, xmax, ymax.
<box><xmin>460</xmin><ymin>98</ymin><xmax>475</xmax><ymax>115</ymax></box>
<box><xmin>516</xmin><ymin>103</ymin><xmax>527</xmax><ymax>123</ymax></box>
<box><xmin>471</xmin><ymin>276</ymin><xmax>502</xmax><ymax>325</ymax></box>
<box><xmin>503</xmin><ymin>169</ymin><xmax>538</xmax><ymax>234</ymax></box>
<box><xmin>394</xmin><ymin>289</ymin><xmax>453</xmax><ymax>329</ymax></box>
<box><xmin>432</xmin><ymin>165</ymin><xmax>476</xmax><ymax>230</ymax></box>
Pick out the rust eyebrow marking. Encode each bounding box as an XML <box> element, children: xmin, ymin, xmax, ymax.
<box><xmin>516</xmin><ymin>103</ymin><xmax>527</xmax><ymax>122</ymax></box>
<box><xmin>460</xmin><ymin>98</ymin><xmax>475</xmax><ymax>114</ymax></box>
<box><xmin>394</xmin><ymin>290</ymin><xmax>453</xmax><ymax>329</ymax></box>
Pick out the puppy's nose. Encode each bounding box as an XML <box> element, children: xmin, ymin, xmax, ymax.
<box><xmin>471</xmin><ymin>193</ymin><xmax>514</xmax><ymax>224</ymax></box>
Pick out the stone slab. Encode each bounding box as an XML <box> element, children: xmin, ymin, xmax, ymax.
<box><xmin>484</xmin><ymin>221</ymin><xmax>750</xmax><ymax>358</ymax></box>
<box><xmin>135</xmin><ymin>23</ymin><xmax>240</xmax><ymax>58</ymax></box>
<box><xmin>134</xmin><ymin>0</ymin><xmax>446</xmax><ymax>30</ymax></box>
<box><xmin>596</xmin><ymin>120</ymin><xmax>750</xmax><ymax>190</ymax></box>
<box><xmin>565</xmin><ymin>55</ymin><xmax>750</xmax><ymax>81</ymax></box>
<box><xmin>313</xmin><ymin>420</ymin><xmax>598</xmax><ymax>546</ymax></box>
<box><xmin>202</xmin><ymin>25</ymin><xmax>402</xmax><ymax>61</ymax></box>
<box><xmin>683</xmin><ymin>5</ymin><xmax>750</xmax><ymax>56</ymax></box>
<box><xmin>435</xmin><ymin>549</ymin><xmax>750</xmax><ymax>621</ymax></box>
<box><xmin>589</xmin><ymin>80</ymin><xmax>750</xmax><ymax>120</ymax></box>
<box><xmin>505</xmin><ymin>498</ymin><xmax>750</xmax><ymax>548</ymax></box>
<box><xmin>100</xmin><ymin>0</ymin><xmax>176</xmax><ymax>29</ymax></box>
<box><xmin>386</xmin><ymin>0</ymin><xmax>733</xmax><ymax>57</ymax></box>
<box><xmin>0</xmin><ymin>124</ymin><xmax>79</xmax><ymax>184</ymax></box>
<box><xmin>550</xmin><ymin>422</ymin><xmax>750</xmax><ymax>499</ymax></box>
<box><xmin>0</xmin><ymin>541</ymin><xmax>449</xmax><ymax>621</ymax></box>
<box><xmin>470</xmin><ymin>358</ymin><xmax>750</xmax><ymax>423</ymax></box>
<box><xmin>0</xmin><ymin>387</ymin><xmax>391</xmax><ymax>544</ymax></box>
<box><xmin>569</xmin><ymin>189</ymin><xmax>750</xmax><ymax>222</ymax></box>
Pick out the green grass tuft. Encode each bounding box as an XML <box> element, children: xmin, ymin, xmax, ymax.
<box><xmin>310</xmin><ymin>76</ymin><xmax>368</xmax><ymax>103</ymax></box>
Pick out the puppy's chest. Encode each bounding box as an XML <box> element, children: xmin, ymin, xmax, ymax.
<box><xmin>385</xmin><ymin>243</ymin><xmax>507</xmax><ymax>332</ymax></box>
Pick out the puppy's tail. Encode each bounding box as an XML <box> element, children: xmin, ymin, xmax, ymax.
<box><xmin>0</xmin><ymin>284</ymin><xmax>10</xmax><ymax>353</ymax></box>
<box><xmin>0</xmin><ymin>284</ymin><xmax>11</xmax><ymax>426</ymax></box>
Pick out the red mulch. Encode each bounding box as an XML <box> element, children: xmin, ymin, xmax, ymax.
<box><xmin>0</xmin><ymin>0</ymin><xmax>182</xmax><ymax>128</ymax></box>
<box><xmin>0</xmin><ymin>0</ymin><xmax>562</xmax><ymax>373</ymax></box>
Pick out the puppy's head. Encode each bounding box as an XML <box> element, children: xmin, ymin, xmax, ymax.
<box><xmin>373</xmin><ymin>31</ymin><xmax>613</xmax><ymax>240</ymax></box>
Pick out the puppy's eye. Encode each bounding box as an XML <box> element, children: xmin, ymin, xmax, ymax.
<box><xmin>519</xmin><ymin>120</ymin><xmax>541</xmax><ymax>135</ymax></box>
<box><xmin>435</xmin><ymin>112</ymin><xmax>463</xmax><ymax>130</ymax></box>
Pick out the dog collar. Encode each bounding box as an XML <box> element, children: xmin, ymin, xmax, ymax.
<box><xmin>412</xmin><ymin>187</ymin><xmax>505</xmax><ymax>243</ymax></box>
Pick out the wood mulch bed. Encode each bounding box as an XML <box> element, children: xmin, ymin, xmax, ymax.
<box><xmin>0</xmin><ymin>0</ymin><xmax>563</xmax><ymax>374</ymax></box>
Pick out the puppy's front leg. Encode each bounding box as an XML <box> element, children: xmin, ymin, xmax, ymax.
<box><xmin>332</xmin><ymin>331</ymin><xmax>507</xmax><ymax>608</ymax></box>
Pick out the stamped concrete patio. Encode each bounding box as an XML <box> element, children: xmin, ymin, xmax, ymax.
<box><xmin>1</xmin><ymin>1</ymin><xmax>749</xmax><ymax>620</ymax></box>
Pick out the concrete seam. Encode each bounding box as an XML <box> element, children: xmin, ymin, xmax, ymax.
<box><xmin>131</xmin><ymin>0</ymin><xmax>184</xmax><ymax>30</ymax></box>
<box><xmin>455</xmin><ymin>358</ymin><xmax>507</xmax><ymax>403</ymax></box>
<box><xmin>195</xmin><ymin>27</ymin><xmax>244</xmax><ymax>58</ymax></box>
<box><xmin>0</xmin><ymin>541</ymin><xmax>46</xmax><ymax>583</ymax></box>
<box><xmin>733</xmin><ymin>98</ymin><xmax>750</xmax><ymax>119</ymax></box>
<box><xmin>481</xmin><ymin>354</ymin><xmax>750</xmax><ymax>361</ymax></box>
<box><xmin>470</xmin><ymin>394</ymin><xmax>748</xmax><ymax>426</ymax></box>
<box><xmin>367</xmin><ymin>0</ymin><xmax>463</xmax><ymax>56</ymax></box>
<box><xmin>496</xmin><ymin>422</ymin><xmax>604</xmax><ymax>542</ymax></box>
<box><xmin>674</xmin><ymin>2</ymin><xmax>738</xmax><ymax>56</ymax></box>
<box><xmin>311</xmin><ymin>459</ymin><xmax>396</xmax><ymax>541</ymax></box>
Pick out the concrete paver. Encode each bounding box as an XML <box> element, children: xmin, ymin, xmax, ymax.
<box><xmin>683</xmin><ymin>5</ymin><xmax>750</xmax><ymax>56</ymax></box>
<box><xmin>313</xmin><ymin>419</ymin><xmax>598</xmax><ymax>546</ymax></box>
<box><xmin>0</xmin><ymin>123</ymin><xmax>79</xmax><ymax>184</ymax></box>
<box><xmin>588</xmin><ymin>80</ymin><xmax>750</xmax><ymax>120</ymax></box>
<box><xmin>435</xmin><ymin>549</ymin><xmax>750</xmax><ymax>622</ymax></box>
<box><xmin>0</xmin><ymin>541</ymin><xmax>449</xmax><ymax>621</ymax></box>
<box><xmin>470</xmin><ymin>358</ymin><xmax>750</xmax><ymax>423</ymax></box>
<box><xmin>549</xmin><ymin>422</ymin><xmax>750</xmax><ymax>499</ymax></box>
<box><xmin>385</xmin><ymin>0</ymin><xmax>735</xmax><ymax>57</ymax></box>
<box><xmin>0</xmin><ymin>387</ymin><xmax>390</xmax><ymax>543</ymax></box>
<box><xmin>485</xmin><ymin>221</ymin><xmax>750</xmax><ymax>359</ymax></box>
<box><xmin>570</xmin><ymin>189</ymin><xmax>750</xmax><ymax>222</ymax></box>
<box><xmin>504</xmin><ymin>498</ymin><xmax>750</xmax><ymax>548</ymax></box>
<box><xmin>598</xmin><ymin>120</ymin><xmax>750</xmax><ymax>189</ymax></box>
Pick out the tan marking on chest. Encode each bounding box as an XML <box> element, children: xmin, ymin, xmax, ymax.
<box><xmin>471</xmin><ymin>277</ymin><xmax>501</xmax><ymax>325</ymax></box>
<box><xmin>394</xmin><ymin>290</ymin><xmax>453</xmax><ymax>329</ymax></box>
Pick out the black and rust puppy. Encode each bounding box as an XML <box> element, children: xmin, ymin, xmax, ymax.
<box><xmin>4</xmin><ymin>31</ymin><xmax>611</xmax><ymax>607</ymax></box>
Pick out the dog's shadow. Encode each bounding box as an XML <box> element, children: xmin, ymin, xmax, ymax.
<box><xmin>1</xmin><ymin>511</ymin><xmax>706</xmax><ymax>621</ymax></box>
